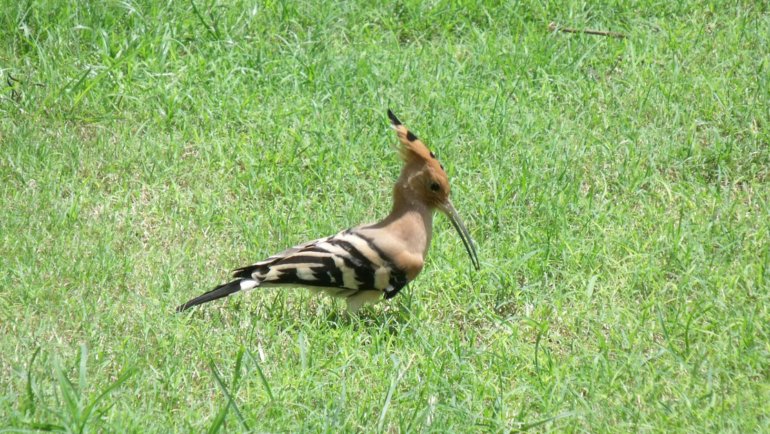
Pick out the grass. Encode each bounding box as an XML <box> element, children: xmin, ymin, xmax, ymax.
<box><xmin>1</xmin><ymin>0</ymin><xmax>769</xmax><ymax>431</ymax></box>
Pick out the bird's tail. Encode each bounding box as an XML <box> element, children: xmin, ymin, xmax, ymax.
<box><xmin>176</xmin><ymin>278</ymin><xmax>258</xmax><ymax>312</ymax></box>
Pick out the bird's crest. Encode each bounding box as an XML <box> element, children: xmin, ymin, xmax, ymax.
<box><xmin>387</xmin><ymin>109</ymin><xmax>439</xmax><ymax>165</ymax></box>
<box><xmin>387</xmin><ymin>109</ymin><xmax>450</xmax><ymax>204</ymax></box>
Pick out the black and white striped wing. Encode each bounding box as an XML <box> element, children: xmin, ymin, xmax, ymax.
<box><xmin>233</xmin><ymin>229</ymin><xmax>409</xmax><ymax>299</ymax></box>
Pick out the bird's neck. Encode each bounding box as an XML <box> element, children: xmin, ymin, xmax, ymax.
<box><xmin>379</xmin><ymin>184</ymin><xmax>434</xmax><ymax>257</ymax></box>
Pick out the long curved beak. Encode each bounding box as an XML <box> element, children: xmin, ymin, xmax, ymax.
<box><xmin>440</xmin><ymin>200</ymin><xmax>480</xmax><ymax>270</ymax></box>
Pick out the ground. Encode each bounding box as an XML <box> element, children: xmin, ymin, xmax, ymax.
<box><xmin>1</xmin><ymin>1</ymin><xmax>769</xmax><ymax>432</ymax></box>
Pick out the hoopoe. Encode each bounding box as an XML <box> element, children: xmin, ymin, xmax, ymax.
<box><xmin>177</xmin><ymin>110</ymin><xmax>479</xmax><ymax>313</ymax></box>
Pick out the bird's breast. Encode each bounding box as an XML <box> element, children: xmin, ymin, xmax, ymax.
<box><xmin>354</xmin><ymin>227</ymin><xmax>425</xmax><ymax>281</ymax></box>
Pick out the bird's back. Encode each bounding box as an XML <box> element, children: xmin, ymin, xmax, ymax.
<box><xmin>234</xmin><ymin>228</ymin><xmax>411</xmax><ymax>300</ymax></box>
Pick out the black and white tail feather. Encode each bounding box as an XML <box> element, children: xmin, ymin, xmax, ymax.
<box><xmin>176</xmin><ymin>228</ymin><xmax>409</xmax><ymax>313</ymax></box>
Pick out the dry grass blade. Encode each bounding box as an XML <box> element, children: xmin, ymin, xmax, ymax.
<box><xmin>549</xmin><ymin>22</ymin><xmax>626</xmax><ymax>39</ymax></box>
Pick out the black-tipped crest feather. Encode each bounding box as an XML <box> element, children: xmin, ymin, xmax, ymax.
<box><xmin>387</xmin><ymin>109</ymin><xmax>401</xmax><ymax>126</ymax></box>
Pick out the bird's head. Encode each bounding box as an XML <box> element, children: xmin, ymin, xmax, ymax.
<box><xmin>387</xmin><ymin>109</ymin><xmax>480</xmax><ymax>270</ymax></box>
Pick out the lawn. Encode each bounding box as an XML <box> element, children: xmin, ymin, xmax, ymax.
<box><xmin>2</xmin><ymin>0</ymin><xmax>769</xmax><ymax>431</ymax></box>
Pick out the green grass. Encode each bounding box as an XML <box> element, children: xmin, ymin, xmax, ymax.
<box><xmin>2</xmin><ymin>0</ymin><xmax>769</xmax><ymax>431</ymax></box>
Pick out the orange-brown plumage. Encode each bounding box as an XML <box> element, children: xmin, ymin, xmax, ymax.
<box><xmin>379</xmin><ymin>109</ymin><xmax>479</xmax><ymax>272</ymax></box>
<box><xmin>388</xmin><ymin>109</ymin><xmax>452</xmax><ymax>210</ymax></box>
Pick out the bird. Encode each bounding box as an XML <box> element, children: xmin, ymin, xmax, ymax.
<box><xmin>176</xmin><ymin>109</ymin><xmax>480</xmax><ymax>313</ymax></box>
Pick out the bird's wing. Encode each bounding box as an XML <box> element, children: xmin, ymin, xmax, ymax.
<box><xmin>233</xmin><ymin>229</ymin><xmax>409</xmax><ymax>298</ymax></box>
<box><xmin>232</xmin><ymin>235</ymin><xmax>332</xmax><ymax>275</ymax></box>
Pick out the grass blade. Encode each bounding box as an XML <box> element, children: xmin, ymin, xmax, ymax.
<box><xmin>79</xmin><ymin>367</ymin><xmax>135</xmax><ymax>432</ymax></box>
<box><xmin>77</xmin><ymin>344</ymin><xmax>88</xmax><ymax>396</ymax></box>
<box><xmin>208</xmin><ymin>353</ymin><xmax>250</xmax><ymax>431</ymax></box>
<box><xmin>21</xmin><ymin>347</ymin><xmax>41</xmax><ymax>416</ymax></box>
<box><xmin>246</xmin><ymin>349</ymin><xmax>274</xmax><ymax>402</ymax></box>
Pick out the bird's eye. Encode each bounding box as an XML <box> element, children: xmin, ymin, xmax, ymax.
<box><xmin>430</xmin><ymin>182</ymin><xmax>441</xmax><ymax>192</ymax></box>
